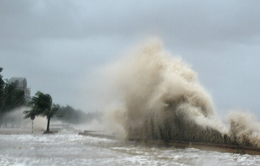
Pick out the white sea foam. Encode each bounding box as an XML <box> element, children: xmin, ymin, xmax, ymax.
<box><xmin>1</xmin><ymin>133</ymin><xmax>259</xmax><ymax>166</ymax></box>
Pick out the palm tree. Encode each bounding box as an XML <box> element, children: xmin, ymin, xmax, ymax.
<box><xmin>24</xmin><ymin>91</ymin><xmax>59</xmax><ymax>133</ymax></box>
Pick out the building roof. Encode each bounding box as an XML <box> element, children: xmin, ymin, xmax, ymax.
<box><xmin>10</xmin><ymin>77</ymin><xmax>27</xmax><ymax>82</ymax></box>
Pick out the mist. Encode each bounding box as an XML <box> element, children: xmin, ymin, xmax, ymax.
<box><xmin>1</xmin><ymin>106</ymin><xmax>47</xmax><ymax>131</ymax></box>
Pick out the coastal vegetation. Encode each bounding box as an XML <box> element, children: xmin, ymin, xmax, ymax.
<box><xmin>0</xmin><ymin>68</ymin><xmax>25</xmax><ymax>127</ymax></box>
<box><xmin>54</xmin><ymin>105</ymin><xmax>102</xmax><ymax>124</ymax></box>
<box><xmin>0</xmin><ymin>68</ymin><xmax>101</xmax><ymax>131</ymax></box>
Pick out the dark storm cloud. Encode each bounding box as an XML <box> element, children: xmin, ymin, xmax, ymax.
<box><xmin>1</xmin><ymin>0</ymin><xmax>260</xmax><ymax>117</ymax></box>
<box><xmin>2</xmin><ymin>1</ymin><xmax>260</xmax><ymax>42</ymax></box>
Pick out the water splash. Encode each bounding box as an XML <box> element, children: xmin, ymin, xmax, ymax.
<box><xmin>105</xmin><ymin>38</ymin><xmax>260</xmax><ymax>147</ymax></box>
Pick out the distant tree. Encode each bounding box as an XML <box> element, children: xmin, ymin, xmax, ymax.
<box><xmin>54</xmin><ymin>105</ymin><xmax>102</xmax><ymax>124</ymax></box>
<box><xmin>2</xmin><ymin>83</ymin><xmax>25</xmax><ymax>112</ymax></box>
<box><xmin>55</xmin><ymin>105</ymin><xmax>82</xmax><ymax>123</ymax></box>
<box><xmin>0</xmin><ymin>68</ymin><xmax>27</xmax><ymax>127</ymax></box>
<box><xmin>23</xmin><ymin>91</ymin><xmax>59</xmax><ymax>133</ymax></box>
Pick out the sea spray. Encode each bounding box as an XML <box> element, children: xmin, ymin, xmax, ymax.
<box><xmin>2</xmin><ymin>106</ymin><xmax>47</xmax><ymax>130</ymax></box>
<box><xmin>104</xmin><ymin>39</ymin><xmax>260</xmax><ymax>147</ymax></box>
<box><xmin>229</xmin><ymin>111</ymin><xmax>260</xmax><ymax>147</ymax></box>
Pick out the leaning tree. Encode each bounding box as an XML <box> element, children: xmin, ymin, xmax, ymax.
<box><xmin>24</xmin><ymin>91</ymin><xmax>59</xmax><ymax>133</ymax></box>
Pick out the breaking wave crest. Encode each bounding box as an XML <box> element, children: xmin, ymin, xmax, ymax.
<box><xmin>106</xmin><ymin>39</ymin><xmax>260</xmax><ymax>147</ymax></box>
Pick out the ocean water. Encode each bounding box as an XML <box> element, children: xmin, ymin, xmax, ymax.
<box><xmin>0</xmin><ymin>133</ymin><xmax>259</xmax><ymax>166</ymax></box>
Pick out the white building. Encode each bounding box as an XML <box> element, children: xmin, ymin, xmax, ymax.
<box><xmin>10</xmin><ymin>77</ymin><xmax>31</xmax><ymax>103</ymax></box>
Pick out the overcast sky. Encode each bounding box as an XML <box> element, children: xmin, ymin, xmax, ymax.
<box><xmin>1</xmin><ymin>0</ymin><xmax>260</xmax><ymax>119</ymax></box>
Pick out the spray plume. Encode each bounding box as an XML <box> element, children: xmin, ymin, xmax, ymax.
<box><xmin>105</xmin><ymin>38</ymin><xmax>260</xmax><ymax>147</ymax></box>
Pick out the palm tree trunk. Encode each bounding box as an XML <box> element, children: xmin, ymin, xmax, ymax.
<box><xmin>46</xmin><ymin>116</ymin><xmax>51</xmax><ymax>132</ymax></box>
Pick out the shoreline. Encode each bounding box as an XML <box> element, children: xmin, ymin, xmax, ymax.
<box><xmin>79</xmin><ymin>130</ymin><xmax>260</xmax><ymax>156</ymax></box>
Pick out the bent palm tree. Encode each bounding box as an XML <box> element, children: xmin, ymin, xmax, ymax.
<box><xmin>24</xmin><ymin>91</ymin><xmax>59</xmax><ymax>133</ymax></box>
